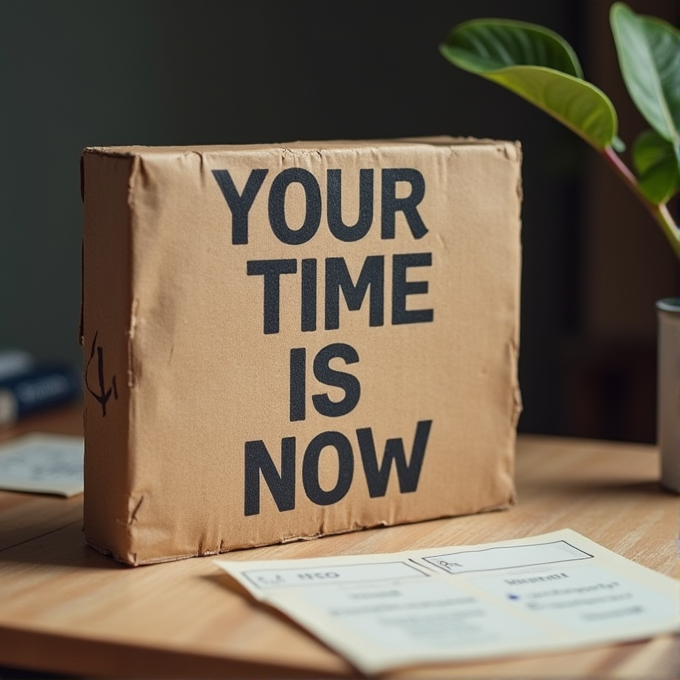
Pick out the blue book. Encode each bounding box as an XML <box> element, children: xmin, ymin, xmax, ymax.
<box><xmin>0</xmin><ymin>349</ymin><xmax>35</xmax><ymax>380</ymax></box>
<box><xmin>0</xmin><ymin>365</ymin><xmax>81</xmax><ymax>426</ymax></box>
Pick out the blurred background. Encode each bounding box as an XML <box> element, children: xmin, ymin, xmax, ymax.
<box><xmin>0</xmin><ymin>0</ymin><xmax>677</xmax><ymax>441</ymax></box>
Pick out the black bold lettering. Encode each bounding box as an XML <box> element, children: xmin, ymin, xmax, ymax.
<box><xmin>244</xmin><ymin>438</ymin><xmax>296</xmax><ymax>516</ymax></box>
<box><xmin>357</xmin><ymin>420</ymin><xmax>432</xmax><ymax>497</ymax></box>
<box><xmin>381</xmin><ymin>169</ymin><xmax>428</xmax><ymax>240</ymax></box>
<box><xmin>246</xmin><ymin>259</ymin><xmax>297</xmax><ymax>334</ymax></box>
<box><xmin>301</xmin><ymin>258</ymin><xmax>317</xmax><ymax>332</ymax></box>
<box><xmin>325</xmin><ymin>256</ymin><xmax>384</xmax><ymax>330</ymax></box>
<box><xmin>290</xmin><ymin>348</ymin><xmax>306</xmax><ymax>422</ymax></box>
<box><xmin>212</xmin><ymin>169</ymin><xmax>268</xmax><ymax>244</ymax></box>
<box><xmin>392</xmin><ymin>253</ymin><xmax>434</xmax><ymax>325</ymax></box>
<box><xmin>312</xmin><ymin>343</ymin><xmax>361</xmax><ymax>418</ymax></box>
<box><xmin>268</xmin><ymin>168</ymin><xmax>322</xmax><ymax>245</ymax></box>
<box><xmin>327</xmin><ymin>169</ymin><xmax>373</xmax><ymax>241</ymax></box>
<box><xmin>302</xmin><ymin>431</ymin><xmax>354</xmax><ymax>506</ymax></box>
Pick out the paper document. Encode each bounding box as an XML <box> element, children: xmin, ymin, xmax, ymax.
<box><xmin>0</xmin><ymin>433</ymin><xmax>84</xmax><ymax>496</ymax></box>
<box><xmin>216</xmin><ymin>529</ymin><xmax>680</xmax><ymax>674</ymax></box>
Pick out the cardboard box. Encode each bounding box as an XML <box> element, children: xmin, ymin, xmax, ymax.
<box><xmin>81</xmin><ymin>137</ymin><xmax>522</xmax><ymax>566</ymax></box>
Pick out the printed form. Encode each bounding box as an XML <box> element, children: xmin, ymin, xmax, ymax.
<box><xmin>0</xmin><ymin>433</ymin><xmax>84</xmax><ymax>496</ymax></box>
<box><xmin>216</xmin><ymin>529</ymin><xmax>680</xmax><ymax>674</ymax></box>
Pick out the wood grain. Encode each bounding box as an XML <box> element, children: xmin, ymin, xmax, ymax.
<box><xmin>0</xmin><ymin>407</ymin><xmax>678</xmax><ymax>678</ymax></box>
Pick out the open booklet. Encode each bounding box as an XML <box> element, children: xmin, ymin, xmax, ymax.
<box><xmin>216</xmin><ymin>529</ymin><xmax>680</xmax><ymax>675</ymax></box>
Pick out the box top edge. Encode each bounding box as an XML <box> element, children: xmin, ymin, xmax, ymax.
<box><xmin>83</xmin><ymin>136</ymin><xmax>520</xmax><ymax>158</ymax></box>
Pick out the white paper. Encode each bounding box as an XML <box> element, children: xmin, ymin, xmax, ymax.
<box><xmin>216</xmin><ymin>529</ymin><xmax>680</xmax><ymax>674</ymax></box>
<box><xmin>0</xmin><ymin>433</ymin><xmax>84</xmax><ymax>496</ymax></box>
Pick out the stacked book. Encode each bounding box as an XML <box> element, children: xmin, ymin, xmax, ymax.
<box><xmin>0</xmin><ymin>349</ymin><xmax>81</xmax><ymax>426</ymax></box>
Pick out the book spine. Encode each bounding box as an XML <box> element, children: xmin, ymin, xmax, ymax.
<box><xmin>0</xmin><ymin>365</ymin><xmax>81</xmax><ymax>426</ymax></box>
<box><xmin>0</xmin><ymin>349</ymin><xmax>35</xmax><ymax>380</ymax></box>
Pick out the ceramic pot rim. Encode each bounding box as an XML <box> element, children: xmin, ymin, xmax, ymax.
<box><xmin>656</xmin><ymin>297</ymin><xmax>680</xmax><ymax>314</ymax></box>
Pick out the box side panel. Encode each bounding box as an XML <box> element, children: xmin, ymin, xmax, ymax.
<box><xmin>82</xmin><ymin>152</ymin><xmax>135</xmax><ymax>562</ymax></box>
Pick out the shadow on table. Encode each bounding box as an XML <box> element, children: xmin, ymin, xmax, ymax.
<box><xmin>0</xmin><ymin>665</ymin><xmax>75</xmax><ymax>680</ymax></box>
<box><xmin>1</xmin><ymin>521</ymin><xmax>126</xmax><ymax>570</ymax></box>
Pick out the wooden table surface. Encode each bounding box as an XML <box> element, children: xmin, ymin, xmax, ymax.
<box><xmin>0</xmin><ymin>406</ymin><xmax>678</xmax><ymax>678</ymax></box>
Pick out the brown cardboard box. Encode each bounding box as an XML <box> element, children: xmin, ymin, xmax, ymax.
<box><xmin>81</xmin><ymin>137</ymin><xmax>522</xmax><ymax>566</ymax></box>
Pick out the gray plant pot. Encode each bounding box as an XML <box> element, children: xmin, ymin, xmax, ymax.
<box><xmin>657</xmin><ymin>298</ymin><xmax>680</xmax><ymax>493</ymax></box>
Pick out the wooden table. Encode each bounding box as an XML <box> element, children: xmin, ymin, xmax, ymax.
<box><xmin>0</xmin><ymin>406</ymin><xmax>678</xmax><ymax>678</ymax></box>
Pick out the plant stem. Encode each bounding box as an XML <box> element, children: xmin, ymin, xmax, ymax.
<box><xmin>602</xmin><ymin>146</ymin><xmax>680</xmax><ymax>260</ymax></box>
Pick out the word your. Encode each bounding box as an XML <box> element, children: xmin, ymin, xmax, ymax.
<box><xmin>212</xmin><ymin>167</ymin><xmax>428</xmax><ymax>244</ymax></box>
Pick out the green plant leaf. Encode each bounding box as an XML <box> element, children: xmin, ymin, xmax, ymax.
<box><xmin>610</xmin><ymin>3</ymin><xmax>680</xmax><ymax>159</ymax></box>
<box><xmin>632</xmin><ymin>129</ymin><xmax>680</xmax><ymax>204</ymax></box>
<box><xmin>441</xmin><ymin>19</ymin><xmax>618</xmax><ymax>150</ymax></box>
<box><xmin>440</xmin><ymin>18</ymin><xmax>583</xmax><ymax>77</ymax></box>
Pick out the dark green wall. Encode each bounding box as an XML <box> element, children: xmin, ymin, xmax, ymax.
<box><xmin>0</xmin><ymin>0</ymin><xmax>583</xmax><ymax>434</ymax></box>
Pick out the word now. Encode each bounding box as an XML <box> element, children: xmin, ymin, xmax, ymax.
<box><xmin>212</xmin><ymin>168</ymin><xmax>428</xmax><ymax>244</ymax></box>
<box><xmin>244</xmin><ymin>420</ymin><xmax>432</xmax><ymax>515</ymax></box>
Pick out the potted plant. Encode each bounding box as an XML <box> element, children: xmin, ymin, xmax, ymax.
<box><xmin>440</xmin><ymin>2</ymin><xmax>680</xmax><ymax>491</ymax></box>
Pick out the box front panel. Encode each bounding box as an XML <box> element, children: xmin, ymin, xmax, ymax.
<box><xmin>111</xmin><ymin>141</ymin><xmax>521</xmax><ymax>563</ymax></box>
